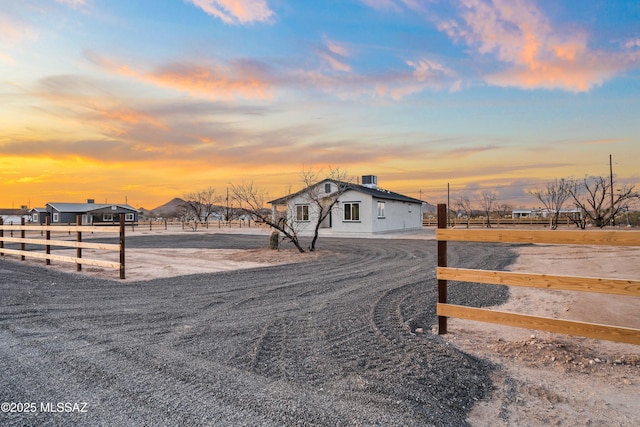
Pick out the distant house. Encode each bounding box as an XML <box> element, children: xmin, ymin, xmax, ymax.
<box><xmin>46</xmin><ymin>200</ymin><xmax>139</xmax><ymax>224</ymax></box>
<box><xmin>30</xmin><ymin>207</ymin><xmax>50</xmax><ymax>224</ymax></box>
<box><xmin>269</xmin><ymin>175</ymin><xmax>423</xmax><ymax>235</ymax></box>
<box><xmin>512</xmin><ymin>207</ymin><xmax>583</xmax><ymax>220</ymax></box>
<box><xmin>0</xmin><ymin>208</ymin><xmax>30</xmax><ymax>224</ymax></box>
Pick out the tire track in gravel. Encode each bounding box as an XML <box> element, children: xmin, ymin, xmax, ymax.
<box><xmin>0</xmin><ymin>234</ymin><xmax>517</xmax><ymax>426</ymax></box>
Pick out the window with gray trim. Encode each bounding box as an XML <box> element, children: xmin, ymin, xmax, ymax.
<box><xmin>296</xmin><ymin>204</ymin><xmax>309</xmax><ymax>221</ymax></box>
<box><xmin>343</xmin><ymin>202</ymin><xmax>360</xmax><ymax>221</ymax></box>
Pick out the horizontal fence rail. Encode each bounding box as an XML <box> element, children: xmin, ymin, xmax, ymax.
<box><xmin>423</xmin><ymin>216</ymin><xmax>575</xmax><ymax>227</ymax></box>
<box><xmin>135</xmin><ymin>219</ymin><xmax>269</xmax><ymax>231</ymax></box>
<box><xmin>0</xmin><ymin>215</ymin><xmax>126</xmax><ymax>279</ymax></box>
<box><xmin>435</xmin><ymin>203</ymin><xmax>640</xmax><ymax>345</ymax></box>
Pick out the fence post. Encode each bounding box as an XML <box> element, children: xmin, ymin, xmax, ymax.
<box><xmin>437</xmin><ymin>203</ymin><xmax>448</xmax><ymax>335</ymax></box>
<box><xmin>76</xmin><ymin>215</ymin><xmax>82</xmax><ymax>271</ymax></box>
<box><xmin>119</xmin><ymin>213</ymin><xmax>125</xmax><ymax>279</ymax></box>
<box><xmin>21</xmin><ymin>218</ymin><xmax>26</xmax><ymax>261</ymax></box>
<box><xmin>45</xmin><ymin>216</ymin><xmax>51</xmax><ymax>265</ymax></box>
<box><xmin>0</xmin><ymin>217</ymin><xmax>4</xmax><ymax>256</ymax></box>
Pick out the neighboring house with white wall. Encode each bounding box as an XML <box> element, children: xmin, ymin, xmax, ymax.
<box><xmin>512</xmin><ymin>207</ymin><xmax>583</xmax><ymax>220</ymax></box>
<box><xmin>269</xmin><ymin>175</ymin><xmax>423</xmax><ymax>236</ymax></box>
<box><xmin>0</xmin><ymin>208</ymin><xmax>30</xmax><ymax>224</ymax></box>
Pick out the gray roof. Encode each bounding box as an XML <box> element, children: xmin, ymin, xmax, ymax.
<box><xmin>269</xmin><ymin>179</ymin><xmax>423</xmax><ymax>205</ymax></box>
<box><xmin>46</xmin><ymin>202</ymin><xmax>139</xmax><ymax>213</ymax></box>
<box><xmin>352</xmin><ymin>184</ymin><xmax>423</xmax><ymax>204</ymax></box>
<box><xmin>0</xmin><ymin>208</ymin><xmax>27</xmax><ymax>215</ymax></box>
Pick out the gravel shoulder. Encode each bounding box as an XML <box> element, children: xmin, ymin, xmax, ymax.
<box><xmin>0</xmin><ymin>233</ymin><xmax>512</xmax><ymax>426</ymax></box>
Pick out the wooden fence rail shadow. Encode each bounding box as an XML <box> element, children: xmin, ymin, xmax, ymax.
<box><xmin>0</xmin><ymin>214</ymin><xmax>126</xmax><ymax>279</ymax></box>
<box><xmin>435</xmin><ymin>204</ymin><xmax>640</xmax><ymax>345</ymax></box>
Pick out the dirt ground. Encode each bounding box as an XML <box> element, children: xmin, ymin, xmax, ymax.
<box><xmin>2</xmin><ymin>228</ymin><xmax>639</xmax><ymax>425</ymax></box>
<box><xmin>450</xmin><ymin>244</ymin><xmax>640</xmax><ymax>426</ymax></box>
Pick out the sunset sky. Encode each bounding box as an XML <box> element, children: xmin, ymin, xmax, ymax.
<box><xmin>2</xmin><ymin>0</ymin><xmax>639</xmax><ymax>210</ymax></box>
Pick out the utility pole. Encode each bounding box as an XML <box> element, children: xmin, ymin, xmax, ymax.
<box><xmin>226</xmin><ymin>186</ymin><xmax>229</xmax><ymax>222</ymax></box>
<box><xmin>610</xmin><ymin>154</ymin><xmax>615</xmax><ymax>226</ymax></box>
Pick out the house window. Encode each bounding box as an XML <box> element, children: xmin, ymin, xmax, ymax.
<box><xmin>125</xmin><ymin>213</ymin><xmax>135</xmax><ymax>221</ymax></box>
<box><xmin>52</xmin><ymin>213</ymin><xmax>59</xmax><ymax>223</ymax></box>
<box><xmin>33</xmin><ymin>213</ymin><xmax>39</xmax><ymax>222</ymax></box>
<box><xmin>325</xmin><ymin>183</ymin><xmax>331</xmax><ymax>193</ymax></box>
<box><xmin>295</xmin><ymin>204</ymin><xmax>309</xmax><ymax>221</ymax></box>
<box><xmin>377</xmin><ymin>201</ymin><xmax>385</xmax><ymax>218</ymax></box>
<box><xmin>103</xmin><ymin>213</ymin><xmax>114</xmax><ymax>221</ymax></box>
<box><xmin>344</xmin><ymin>202</ymin><xmax>360</xmax><ymax>221</ymax></box>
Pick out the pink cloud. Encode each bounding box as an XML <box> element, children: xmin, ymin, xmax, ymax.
<box><xmin>187</xmin><ymin>0</ymin><xmax>274</xmax><ymax>24</ymax></box>
<box><xmin>625</xmin><ymin>39</ymin><xmax>640</xmax><ymax>49</ymax></box>
<box><xmin>439</xmin><ymin>0</ymin><xmax>640</xmax><ymax>92</ymax></box>
<box><xmin>318</xmin><ymin>37</ymin><xmax>352</xmax><ymax>72</ymax></box>
<box><xmin>0</xmin><ymin>13</ymin><xmax>37</xmax><ymax>64</ymax></box>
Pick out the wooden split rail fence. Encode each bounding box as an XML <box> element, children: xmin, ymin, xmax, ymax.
<box><xmin>435</xmin><ymin>204</ymin><xmax>640</xmax><ymax>345</ymax></box>
<box><xmin>423</xmin><ymin>216</ymin><xmax>575</xmax><ymax>227</ymax></box>
<box><xmin>0</xmin><ymin>214</ymin><xmax>126</xmax><ymax>279</ymax></box>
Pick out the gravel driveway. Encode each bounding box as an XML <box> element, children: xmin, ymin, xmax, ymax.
<box><xmin>0</xmin><ymin>234</ymin><xmax>516</xmax><ymax>426</ymax></box>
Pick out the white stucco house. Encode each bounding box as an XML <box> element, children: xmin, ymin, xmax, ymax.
<box><xmin>269</xmin><ymin>175</ymin><xmax>423</xmax><ymax>236</ymax></box>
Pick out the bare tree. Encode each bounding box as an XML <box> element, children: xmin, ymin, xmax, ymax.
<box><xmin>495</xmin><ymin>203</ymin><xmax>513</xmax><ymax>219</ymax></box>
<box><xmin>231</xmin><ymin>168</ymin><xmax>353</xmax><ymax>253</ymax></box>
<box><xmin>569</xmin><ymin>176</ymin><xmax>640</xmax><ymax>228</ymax></box>
<box><xmin>300</xmin><ymin>167</ymin><xmax>352</xmax><ymax>251</ymax></box>
<box><xmin>455</xmin><ymin>194</ymin><xmax>473</xmax><ymax>228</ymax></box>
<box><xmin>476</xmin><ymin>190</ymin><xmax>496</xmax><ymax>228</ymax></box>
<box><xmin>527</xmin><ymin>178</ymin><xmax>573</xmax><ymax>230</ymax></box>
<box><xmin>181</xmin><ymin>187</ymin><xmax>220</xmax><ymax>231</ymax></box>
<box><xmin>230</xmin><ymin>181</ymin><xmax>306</xmax><ymax>253</ymax></box>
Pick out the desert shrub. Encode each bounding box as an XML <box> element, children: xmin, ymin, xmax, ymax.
<box><xmin>269</xmin><ymin>231</ymin><xmax>279</xmax><ymax>250</ymax></box>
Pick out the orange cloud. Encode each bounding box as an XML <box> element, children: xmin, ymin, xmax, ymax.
<box><xmin>82</xmin><ymin>105</ymin><xmax>169</xmax><ymax>138</ymax></box>
<box><xmin>439</xmin><ymin>0</ymin><xmax>639</xmax><ymax>92</ymax></box>
<box><xmin>581</xmin><ymin>138</ymin><xmax>626</xmax><ymax>146</ymax></box>
<box><xmin>151</xmin><ymin>61</ymin><xmax>273</xmax><ymax>100</ymax></box>
<box><xmin>187</xmin><ymin>0</ymin><xmax>274</xmax><ymax>25</ymax></box>
<box><xmin>87</xmin><ymin>52</ymin><xmax>274</xmax><ymax>100</ymax></box>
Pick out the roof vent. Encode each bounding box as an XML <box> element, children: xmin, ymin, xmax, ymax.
<box><xmin>362</xmin><ymin>175</ymin><xmax>377</xmax><ymax>189</ymax></box>
<box><xmin>87</xmin><ymin>199</ymin><xmax>95</xmax><ymax>204</ymax></box>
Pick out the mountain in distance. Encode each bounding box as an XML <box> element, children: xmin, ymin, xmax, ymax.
<box><xmin>140</xmin><ymin>197</ymin><xmax>186</xmax><ymax>218</ymax></box>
